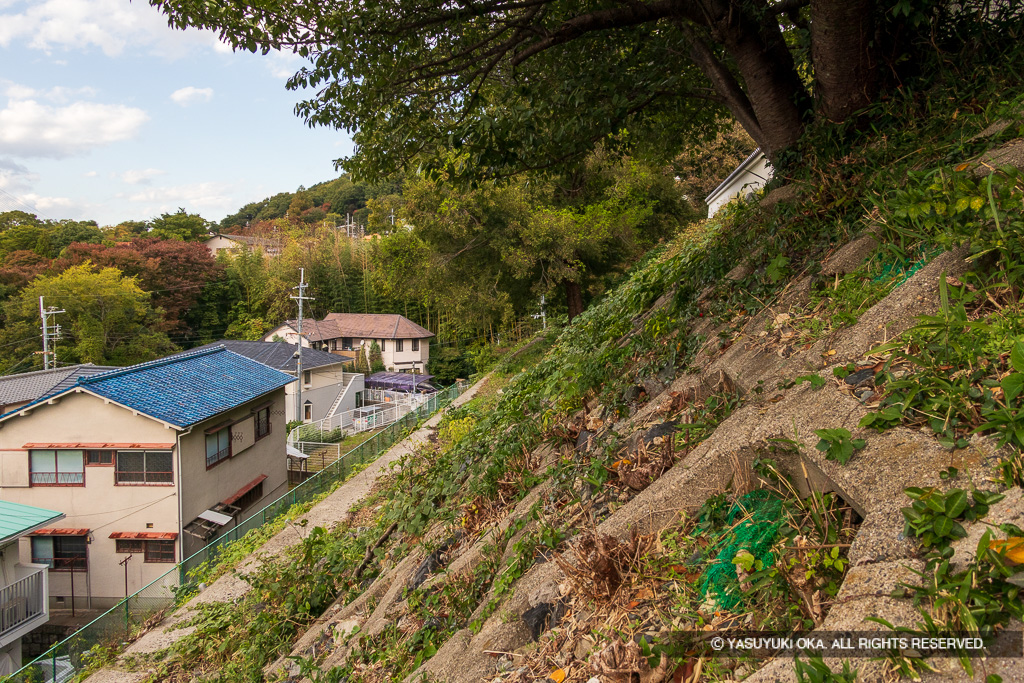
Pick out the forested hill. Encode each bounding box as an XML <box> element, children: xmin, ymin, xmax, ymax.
<box><xmin>0</xmin><ymin>126</ymin><xmax>754</xmax><ymax>381</ymax></box>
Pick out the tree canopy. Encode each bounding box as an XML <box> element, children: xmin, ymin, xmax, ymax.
<box><xmin>149</xmin><ymin>0</ymin><xmax>1016</xmax><ymax>180</ymax></box>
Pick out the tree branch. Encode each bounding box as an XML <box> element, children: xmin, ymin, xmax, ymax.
<box><xmin>510</xmin><ymin>0</ymin><xmax>700</xmax><ymax>66</ymax></box>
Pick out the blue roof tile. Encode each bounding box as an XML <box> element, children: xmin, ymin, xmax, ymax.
<box><xmin>69</xmin><ymin>347</ymin><xmax>293</xmax><ymax>428</ymax></box>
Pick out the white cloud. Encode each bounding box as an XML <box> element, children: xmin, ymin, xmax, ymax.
<box><xmin>0</xmin><ymin>97</ymin><xmax>148</xmax><ymax>159</ymax></box>
<box><xmin>20</xmin><ymin>193</ymin><xmax>75</xmax><ymax>211</ymax></box>
<box><xmin>120</xmin><ymin>168</ymin><xmax>166</xmax><ymax>185</ymax></box>
<box><xmin>266</xmin><ymin>52</ymin><xmax>302</xmax><ymax>80</ymax></box>
<box><xmin>170</xmin><ymin>86</ymin><xmax>213</xmax><ymax>107</ymax></box>
<box><xmin>0</xmin><ymin>0</ymin><xmax>224</xmax><ymax>58</ymax></box>
<box><xmin>0</xmin><ymin>157</ymin><xmax>37</xmax><ymax>194</ymax></box>
<box><xmin>2</xmin><ymin>82</ymin><xmax>98</xmax><ymax>103</ymax></box>
<box><xmin>125</xmin><ymin>181</ymin><xmax>236</xmax><ymax>215</ymax></box>
<box><xmin>83</xmin><ymin>170</ymin><xmax>98</xmax><ymax>178</ymax></box>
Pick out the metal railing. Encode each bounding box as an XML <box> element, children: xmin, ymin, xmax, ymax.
<box><xmin>0</xmin><ymin>567</ymin><xmax>46</xmax><ymax>642</ymax></box>
<box><xmin>287</xmin><ymin>390</ymin><xmax>434</xmax><ymax>444</ymax></box>
<box><xmin>3</xmin><ymin>381</ymin><xmax>468</xmax><ymax>683</ymax></box>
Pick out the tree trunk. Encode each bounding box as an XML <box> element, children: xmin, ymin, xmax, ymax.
<box><xmin>564</xmin><ymin>280</ymin><xmax>584</xmax><ymax>320</ymax></box>
<box><xmin>810</xmin><ymin>0</ymin><xmax>877</xmax><ymax>122</ymax></box>
<box><xmin>681</xmin><ymin>24</ymin><xmax>770</xmax><ymax>152</ymax></box>
<box><xmin>699</xmin><ymin>0</ymin><xmax>810</xmax><ymax>162</ymax></box>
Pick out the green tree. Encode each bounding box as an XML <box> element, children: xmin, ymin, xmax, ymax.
<box><xmin>0</xmin><ymin>264</ymin><xmax>175</xmax><ymax>370</ymax></box>
<box><xmin>149</xmin><ymin>209</ymin><xmax>212</xmax><ymax>241</ymax></box>
<box><xmin>368</xmin><ymin>340</ymin><xmax>385</xmax><ymax>372</ymax></box>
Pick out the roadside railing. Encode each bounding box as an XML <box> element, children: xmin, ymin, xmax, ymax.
<box><xmin>4</xmin><ymin>380</ymin><xmax>469</xmax><ymax>683</ymax></box>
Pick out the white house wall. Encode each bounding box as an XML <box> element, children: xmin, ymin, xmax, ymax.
<box><xmin>706</xmin><ymin>153</ymin><xmax>773</xmax><ymax>218</ymax></box>
<box><xmin>0</xmin><ymin>391</ymin><xmax>182</xmax><ymax>608</ymax></box>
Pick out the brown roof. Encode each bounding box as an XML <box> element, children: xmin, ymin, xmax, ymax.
<box><xmin>323</xmin><ymin>313</ymin><xmax>434</xmax><ymax>339</ymax></box>
<box><xmin>283</xmin><ymin>314</ymin><xmax>433</xmax><ymax>341</ymax></box>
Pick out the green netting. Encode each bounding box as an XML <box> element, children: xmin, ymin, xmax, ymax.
<box><xmin>699</xmin><ymin>489</ymin><xmax>786</xmax><ymax>611</ymax></box>
<box><xmin>870</xmin><ymin>246</ymin><xmax>940</xmax><ymax>287</ymax></box>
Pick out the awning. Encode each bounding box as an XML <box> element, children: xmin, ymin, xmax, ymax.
<box><xmin>286</xmin><ymin>445</ymin><xmax>308</xmax><ymax>459</ymax></box>
<box><xmin>108</xmin><ymin>531</ymin><xmax>178</xmax><ymax>540</ymax></box>
<box><xmin>30</xmin><ymin>528</ymin><xmax>89</xmax><ymax>536</ymax></box>
<box><xmin>23</xmin><ymin>442</ymin><xmax>174</xmax><ymax>449</ymax></box>
<box><xmin>222</xmin><ymin>474</ymin><xmax>267</xmax><ymax>506</ymax></box>
<box><xmin>365</xmin><ymin>372</ymin><xmax>434</xmax><ymax>392</ymax></box>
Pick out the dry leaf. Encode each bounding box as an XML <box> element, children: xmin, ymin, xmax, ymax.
<box><xmin>989</xmin><ymin>538</ymin><xmax>1024</xmax><ymax>564</ymax></box>
<box><xmin>548</xmin><ymin>668</ymin><xmax>567</xmax><ymax>683</ymax></box>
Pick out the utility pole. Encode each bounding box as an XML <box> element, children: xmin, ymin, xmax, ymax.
<box><xmin>39</xmin><ymin>296</ymin><xmax>65</xmax><ymax>370</ymax></box>
<box><xmin>291</xmin><ymin>269</ymin><xmax>314</xmax><ymax>422</ymax></box>
<box><xmin>532</xmin><ymin>294</ymin><xmax>547</xmax><ymax>331</ymax></box>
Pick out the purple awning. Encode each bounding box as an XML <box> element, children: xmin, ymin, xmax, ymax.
<box><xmin>365</xmin><ymin>372</ymin><xmax>435</xmax><ymax>392</ymax></box>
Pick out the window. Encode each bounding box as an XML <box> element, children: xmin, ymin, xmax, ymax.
<box><xmin>255</xmin><ymin>406</ymin><xmax>271</xmax><ymax>440</ymax></box>
<box><xmin>412</xmin><ymin>339</ymin><xmax>419</xmax><ymax>352</ymax></box>
<box><xmin>205</xmin><ymin>427</ymin><xmax>231</xmax><ymax>468</ymax></box>
<box><xmin>303</xmin><ymin>370</ymin><xmax>312</xmax><ymax>384</ymax></box>
<box><xmin>116</xmin><ymin>450</ymin><xmax>173</xmax><ymax>484</ymax></box>
<box><xmin>86</xmin><ymin>450</ymin><xmax>114</xmax><ymax>466</ymax></box>
<box><xmin>30</xmin><ymin>450</ymin><xmax>84</xmax><ymax>486</ymax></box>
<box><xmin>32</xmin><ymin>536</ymin><xmax>87</xmax><ymax>571</ymax></box>
<box><xmin>395</xmin><ymin>339</ymin><xmax>404</xmax><ymax>352</ymax></box>
<box><xmin>144</xmin><ymin>541</ymin><xmax>175</xmax><ymax>563</ymax></box>
<box><xmin>234</xmin><ymin>481</ymin><xmax>264</xmax><ymax>510</ymax></box>
<box><xmin>343</xmin><ymin>337</ymin><xmax>353</xmax><ymax>351</ymax></box>
<box><xmin>115</xmin><ymin>539</ymin><xmax>144</xmax><ymax>554</ymax></box>
<box><xmin>303</xmin><ymin>403</ymin><xmax>312</xmax><ymax>421</ymax></box>
<box><xmin>380</xmin><ymin>339</ymin><xmax>386</xmax><ymax>352</ymax></box>
<box><xmin>331</xmin><ymin>339</ymin><xmax>337</xmax><ymax>351</ymax></box>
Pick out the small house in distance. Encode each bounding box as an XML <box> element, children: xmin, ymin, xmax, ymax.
<box><xmin>173</xmin><ymin>340</ymin><xmax>363</xmax><ymax>423</ymax></box>
<box><xmin>263</xmin><ymin>313</ymin><xmax>433</xmax><ymax>373</ymax></box>
<box><xmin>0</xmin><ymin>501</ymin><xmax>64</xmax><ymax>676</ymax></box>
<box><xmin>0</xmin><ymin>347</ymin><xmax>293</xmax><ymax>608</ymax></box>
<box><xmin>704</xmin><ymin>148</ymin><xmax>773</xmax><ymax>218</ymax></box>
<box><xmin>204</xmin><ymin>233</ymin><xmax>283</xmax><ymax>258</ymax></box>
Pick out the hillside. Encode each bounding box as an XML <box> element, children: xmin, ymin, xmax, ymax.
<box><xmin>62</xmin><ymin>65</ymin><xmax>1024</xmax><ymax>683</ymax></box>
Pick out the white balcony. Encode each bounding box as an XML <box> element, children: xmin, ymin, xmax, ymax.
<box><xmin>0</xmin><ymin>564</ymin><xmax>48</xmax><ymax>647</ymax></box>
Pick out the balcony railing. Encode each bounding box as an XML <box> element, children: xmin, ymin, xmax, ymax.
<box><xmin>0</xmin><ymin>566</ymin><xmax>46</xmax><ymax>642</ymax></box>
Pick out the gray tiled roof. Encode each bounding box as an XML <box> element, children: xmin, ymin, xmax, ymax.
<box><xmin>172</xmin><ymin>340</ymin><xmax>353</xmax><ymax>373</ymax></box>
<box><xmin>0</xmin><ymin>364</ymin><xmax>118</xmax><ymax>407</ymax></box>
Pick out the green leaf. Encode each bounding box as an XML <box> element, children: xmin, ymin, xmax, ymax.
<box><xmin>933</xmin><ymin>515</ymin><xmax>954</xmax><ymax>538</ymax></box>
<box><xmin>944</xmin><ymin>490</ymin><xmax>968</xmax><ymax>518</ymax></box>
<box><xmin>1011</xmin><ymin>341</ymin><xmax>1024</xmax><ymax>374</ymax></box>
<box><xmin>1001</xmin><ymin>373</ymin><xmax>1023</xmax><ymax>404</ymax></box>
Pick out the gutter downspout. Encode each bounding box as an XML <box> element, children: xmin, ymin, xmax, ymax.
<box><xmin>174</xmin><ymin>425</ymin><xmax>191</xmax><ymax>584</ymax></box>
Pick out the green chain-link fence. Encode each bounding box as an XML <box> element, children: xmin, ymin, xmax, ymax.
<box><xmin>5</xmin><ymin>381</ymin><xmax>468</xmax><ymax>683</ymax></box>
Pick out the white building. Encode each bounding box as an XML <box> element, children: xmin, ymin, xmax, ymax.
<box><xmin>705</xmin><ymin>148</ymin><xmax>773</xmax><ymax>218</ymax></box>
<box><xmin>264</xmin><ymin>313</ymin><xmax>433</xmax><ymax>374</ymax></box>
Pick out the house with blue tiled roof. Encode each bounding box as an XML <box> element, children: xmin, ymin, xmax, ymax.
<box><xmin>0</xmin><ymin>347</ymin><xmax>292</xmax><ymax>611</ymax></box>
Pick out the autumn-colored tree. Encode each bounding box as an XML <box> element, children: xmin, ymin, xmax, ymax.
<box><xmin>0</xmin><ymin>264</ymin><xmax>175</xmax><ymax>371</ymax></box>
<box><xmin>51</xmin><ymin>238</ymin><xmax>222</xmax><ymax>333</ymax></box>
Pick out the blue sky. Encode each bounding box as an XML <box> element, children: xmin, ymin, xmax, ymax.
<box><xmin>0</xmin><ymin>0</ymin><xmax>354</xmax><ymax>226</ymax></box>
